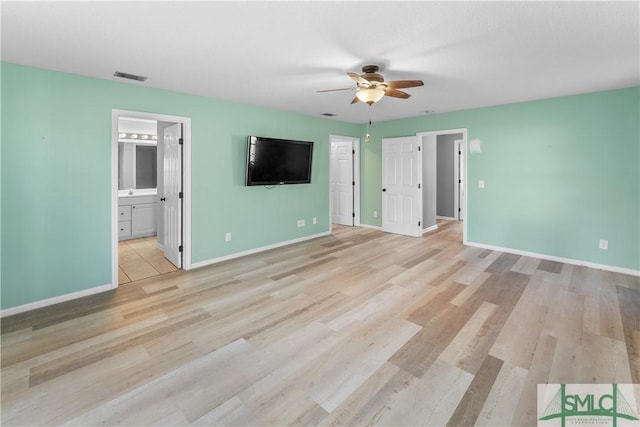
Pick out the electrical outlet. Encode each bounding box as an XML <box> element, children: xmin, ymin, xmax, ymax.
<box><xmin>300</xmin><ymin>219</ymin><xmax>305</xmax><ymax>227</ymax></box>
<box><xmin>225</xmin><ymin>232</ymin><xmax>231</xmax><ymax>242</ymax></box>
<box><xmin>478</xmin><ymin>180</ymin><xmax>485</xmax><ymax>189</ymax></box>
<box><xmin>599</xmin><ymin>239</ymin><xmax>608</xmax><ymax>250</ymax></box>
<box><xmin>373</xmin><ymin>210</ymin><xmax>378</xmax><ymax>218</ymax></box>
<box><xmin>313</xmin><ymin>217</ymin><xmax>317</xmax><ymax>225</ymax></box>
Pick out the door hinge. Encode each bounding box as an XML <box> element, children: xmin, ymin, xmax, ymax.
<box><xmin>178</xmin><ymin>245</ymin><xmax>183</xmax><ymax>252</ymax></box>
<box><xmin>179</xmin><ymin>192</ymin><xmax>183</xmax><ymax>199</ymax></box>
<box><xmin>179</xmin><ymin>138</ymin><xmax>184</xmax><ymax>145</ymax></box>
<box><xmin>459</xmin><ymin>151</ymin><xmax>462</xmax><ymax>155</ymax></box>
<box><xmin>459</xmin><ymin>179</ymin><xmax>462</xmax><ymax>184</ymax></box>
<box><xmin>418</xmin><ymin>183</ymin><xmax>421</xmax><ymax>189</ymax></box>
<box><xmin>352</xmin><ymin>212</ymin><xmax>355</xmax><ymax>218</ymax></box>
<box><xmin>459</xmin><ymin>208</ymin><xmax>462</xmax><ymax>212</ymax></box>
<box><xmin>418</xmin><ymin>146</ymin><xmax>421</xmax><ymax>151</ymax></box>
<box><xmin>352</xmin><ymin>181</ymin><xmax>355</xmax><ymax>186</ymax></box>
<box><xmin>418</xmin><ymin>221</ymin><xmax>421</xmax><ymax>227</ymax></box>
<box><xmin>352</xmin><ymin>149</ymin><xmax>355</xmax><ymax>154</ymax></box>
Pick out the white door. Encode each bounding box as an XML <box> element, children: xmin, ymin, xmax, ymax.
<box><xmin>330</xmin><ymin>140</ymin><xmax>354</xmax><ymax>226</ymax></box>
<box><xmin>163</xmin><ymin>123</ymin><xmax>182</xmax><ymax>268</ymax></box>
<box><xmin>382</xmin><ymin>136</ymin><xmax>422</xmax><ymax>237</ymax></box>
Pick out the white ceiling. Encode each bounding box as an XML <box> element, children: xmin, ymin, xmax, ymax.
<box><xmin>2</xmin><ymin>1</ymin><xmax>639</xmax><ymax>124</ymax></box>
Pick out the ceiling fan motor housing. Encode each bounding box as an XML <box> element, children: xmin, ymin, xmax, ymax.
<box><xmin>361</xmin><ymin>65</ymin><xmax>384</xmax><ymax>86</ymax></box>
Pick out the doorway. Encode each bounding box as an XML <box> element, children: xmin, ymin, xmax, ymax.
<box><xmin>329</xmin><ymin>135</ymin><xmax>360</xmax><ymax>227</ymax></box>
<box><xmin>111</xmin><ymin>110</ymin><xmax>192</xmax><ymax>289</ymax></box>
<box><xmin>417</xmin><ymin>128</ymin><xmax>467</xmax><ymax>236</ymax></box>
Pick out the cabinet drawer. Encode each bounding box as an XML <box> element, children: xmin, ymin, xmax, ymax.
<box><xmin>118</xmin><ymin>205</ymin><xmax>132</xmax><ymax>221</ymax></box>
<box><xmin>118</xmin><ymin>221</ymin><xmax>131</xmax><ymax>238</ymax></box>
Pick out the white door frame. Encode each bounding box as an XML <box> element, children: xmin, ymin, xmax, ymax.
<box><xmin>416</xmin><ymin>128</ymin><xmax>467</xmax><ymax>242</ymax></box>
<box><xmin>329</xmin><ymin>135</ymin><xmax>360</xmax><ymax>229</ymax></box>
<box><xmin>111</xmin><ymin>109</ymin><xmax>192</xmax><ymax>289</ymax></box>
<box><xmin>417</xmin><ymin>128</ymin><xmax>467</xmax><ymax>220</ymax></box>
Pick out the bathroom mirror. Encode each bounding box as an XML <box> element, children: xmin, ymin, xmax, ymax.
<box><xmin>118</xmin><ymin>141</ymin><xmax>157</xmax><ymax>190</ymax></box>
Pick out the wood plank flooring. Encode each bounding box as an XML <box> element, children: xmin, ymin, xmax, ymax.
<box><xmin>2</xmin><ymin>221</ymin><xmax>639</xmax><ymax>426</ymax></box>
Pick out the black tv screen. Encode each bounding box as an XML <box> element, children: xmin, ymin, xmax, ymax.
<box><xmin>245</xmin><ymin>136</ymin><xmax>313</xmax><ymax>186</ymax></box>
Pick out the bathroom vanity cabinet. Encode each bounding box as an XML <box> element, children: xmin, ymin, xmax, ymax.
<box><xmin>118</xmin><ymin>195</ymin><xmax>157</xmax><ymax>240</ymax></box>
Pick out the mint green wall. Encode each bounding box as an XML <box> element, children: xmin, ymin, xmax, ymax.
<box><xmin>363</xmin><ymin>87</ymin><xmax>640</xmax><ymax>271</ymax></box>
<box><xmin>1</xmin><ymin>63</ymin><xmax>360</xmax><ymax>309</ymax></box>
<box><xmin>2</xmin><ymin>62</ymin><xmax>637</xmax><ymax>311</ymax></box>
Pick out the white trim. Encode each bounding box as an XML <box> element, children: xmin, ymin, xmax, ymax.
<box><xmin>329</xmin><ymin>135</ymin><xmax>361</xmax><ymax>228</ymax></box>
<box><xmin>0</xmin><ymin>284</ymin><xmax>112</xmax><ymax>318</ymax></box>
<box><xmin>422</xmin><ymin>224</ymin><xmax>438</xmax><ymax>234</ymax></box>
<box><xmin>436</xmin><ymin>215</ymin><xmax>456</xmax><ymax>221</ymax></box>
<box><xmin>112</xmin><ymin>109</ymin><xmax>193</xmax><ymax>290</ymax></box>
<box><xmin>360</xmin><ymin>224</ymin><xmax>383</xmax><ymax>231</ymax></box>
<box><xmin>190</xmin><ymin>231</ymin><xmax>332</xmax><ymax>270</ymax></box>
<box><xmin>465</xmin><ymin>241</ymin><xmax>640</xmax><ymax>277</ymax></box>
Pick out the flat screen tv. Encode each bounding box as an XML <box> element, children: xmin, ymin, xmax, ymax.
<box><xmin>245</xmin><ymin>136</ymin><xmax>314</xmax><ymax>186</ymax></box>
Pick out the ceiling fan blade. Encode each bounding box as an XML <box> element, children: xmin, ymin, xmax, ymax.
<box><xmin>317</xmin><ymin>87</ymin><xmax>353</xmax><ymax>93</ymax></box>
<box><xmin>350</xmin><ymin>96</ymin><xmax>360</xmax><ymax>104</ymax></box>
<box><xmin>385</xmin><ymin>89</ymin><xmax>411</xmax><ymax>99</ymax></box>
<box><xmin>386</xmin><ymin>80</ymin><xmax>424</xmax><ymax>90</ymax></box>
<box><xmin>347</xmin><ymin>72</ymin><xmax>370</xmax><ymax>86</ymax></box>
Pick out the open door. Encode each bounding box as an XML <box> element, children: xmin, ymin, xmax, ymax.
<box><xmin>382</xmin><ymin>136</ymin><xmax>422</xmax><ymax>237</ymax></box>
<box><xmin>163</xmin><ymin>123</ymin><xmax>183</xmax><ymax>268</ymax></box>
<box><xmin>330</xmin><ymin>139</ymin><xmax>355</xmax><ymax>226</ymax></box>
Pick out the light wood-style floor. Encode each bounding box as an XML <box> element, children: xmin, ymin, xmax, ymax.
<box><xmin>2</xmin><ymin>222</ymin><xmax>639</xmax><ymax>426</ymax></box>
<box><xmin>119</xmin><ymin>237</ymin><xmax>178</xmax><ymax>285</ymax></box>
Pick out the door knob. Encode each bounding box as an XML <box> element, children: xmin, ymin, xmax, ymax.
<box><xmin>382</xmin><ymin>188</ymin><xmax>386</xmax><ymax>192</ymax></box>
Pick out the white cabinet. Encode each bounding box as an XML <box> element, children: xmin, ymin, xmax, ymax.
<box><xmin>118</xmin><ymin>221</ymin><xmax>132</xmax><ymax>238</ymax></box>
<box><xmin>131</xmin><ymin>203</ymin><xmax>157</xmax><ymax>235</ymax></box>
<box><xmin>118</xmin><ymin>196</ymin><xmax>157</xmax><ymax>241</ymax></box>
<box><xmin>118</xmin><ymin>206</ymin><xmax>132</xmax><ymax>238</ymax></box>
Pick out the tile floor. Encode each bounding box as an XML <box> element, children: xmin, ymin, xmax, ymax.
<box><xmin>118</xmin><ymin>237</ymin><xmax>178</xmax><ymax>284</ymax></box>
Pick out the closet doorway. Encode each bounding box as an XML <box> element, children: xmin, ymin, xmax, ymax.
<box><xmin>111</xmin><ymin>110</ymin><xmax>192</xmax><ymax>288</ymax></box>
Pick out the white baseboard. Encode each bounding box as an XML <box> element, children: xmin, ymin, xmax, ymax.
<box><xmin>436</xmin><ymin>215</ymin><xmax>456</xmax><ymax>221</ymax></box>
<box><xmin>423</xmin><ymin>224</ymin><xmax>438</xmax><ymax>234</ymax></box>
<box><xmin>465</xmin><ymin>241</ymin><xmax>640</xmax><ymax>277</ymax></box>
<box><xmin>360</xmin><ymin>224</ymin><xmax>382</xmax><ymax>231</ymax></box>
<box><xmin>0</xmin><ymin>283</ymin><xmax>113</xmax><ymax>318</ymax></box>
<box><xmin>190</xmin><ymin>231</ymin><xmax>332</xmax><ymax>270</ymax></box>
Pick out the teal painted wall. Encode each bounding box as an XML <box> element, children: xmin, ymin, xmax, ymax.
<box><xmin>2</xmin><ymin>62</ymin><xmax>637</xmax><ymax>311</ymax></box>
<box><xmin>0</xmin><ymin>63</ymin><xmax>360</xmax><ymax>309</ymax></box>
<box><xmin>362</xmin><ymin>87</ymin><xmax>640</xmax><ymax>271</ymax></box>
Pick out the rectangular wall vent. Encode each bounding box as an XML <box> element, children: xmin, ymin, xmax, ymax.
<box><xmin>114</xmin><ymin>71</ymin><xmax>147</xmax><ymax>82</ymax></box>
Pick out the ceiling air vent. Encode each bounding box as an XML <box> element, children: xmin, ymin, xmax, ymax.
<box><xmin>114</xmin><ymin>71</ymin><xmax>147</xmax><ymax>82</ymax></box>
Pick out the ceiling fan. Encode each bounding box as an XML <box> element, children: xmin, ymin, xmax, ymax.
<box><xmin>318</xmin><ymin>65</ymin><xmax>424</xmax><ymax>105</ymax></box>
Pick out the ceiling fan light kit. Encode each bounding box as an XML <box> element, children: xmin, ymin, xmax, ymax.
<box><xmin>356</xmin><ymin>88</ymin><xmax>385</xmax><ymax>105</ymax></box>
